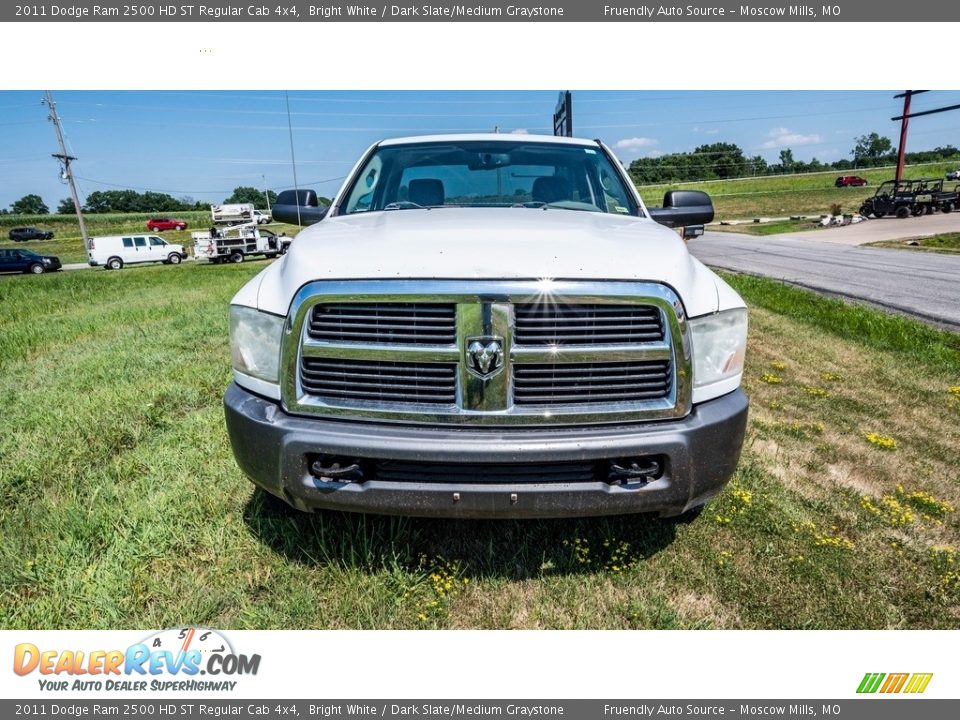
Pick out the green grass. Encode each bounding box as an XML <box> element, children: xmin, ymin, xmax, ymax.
<box><xmin>867</xmin><ymin>232</ymin><xmax>960</xmax><ymax>254</ymax></box>
<box><xmin>0</xmin><ymin>212</ymin><xmax>300</xmax><ymax>264</ymax></box>
<box><xmin>1</xmin><ymin>265</ymin><xmax>958</xmax><ymax>629</ymax></box>
<box><xmin>711</xmin><ymin>219</ymin><xmax>824</xmax><ymax>236</ymax></box>
<box><xmin>636</xmin><ymin>162</ymin><xmax>960</xmax><ymax>220</ymax></box>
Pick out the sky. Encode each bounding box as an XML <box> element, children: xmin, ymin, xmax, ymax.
<box><xmin>2</xmin><ymin>89</ymin><xmax>960</xmax><ymax>211</ymax></box>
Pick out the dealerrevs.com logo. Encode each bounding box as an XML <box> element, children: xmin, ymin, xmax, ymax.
<box><xmin>857</xmin><ymin>672</ymin><xmax>933</xmax><ymax>694</ymax></box>
<box><xmin>13</xmin><ymin>628</ymin><xmax>261</xmax><ymax>692</ymax></box>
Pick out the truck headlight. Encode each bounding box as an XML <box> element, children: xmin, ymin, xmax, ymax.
<box><xmin>229</xmin><ymin>305</ymin><xmax>284</xmax><ymax>383</ymax></box>
<box><xmin>689</xmin><ymin>308</ymin><xmax>748</xmax><ymax>388</ymax></box>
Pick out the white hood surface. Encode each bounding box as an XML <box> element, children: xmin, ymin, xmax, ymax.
<box><xmin>250</xmin><ymin>208</ymin><xmax>727</xmax><ymax>318</ymax></box>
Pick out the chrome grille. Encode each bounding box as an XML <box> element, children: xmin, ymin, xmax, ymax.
<box><xmin>284</xmin><ymin>280</ymin><xmax>691</xmax><ymax>426</ymax></box>
<box><xmin>514</xmin><ymin>303</ymin><xmax>663</xmax><ymax>345</ymax></box>
<box><xmin>308</xmin><ymin>303</ymin><xmax>456</xmax><ymax>345</ymax></box>
<box><xmin>300</xmin><ymin>358</ymin><xmax>456</xmax><ymax>405</ymax></box>
<box><xmin>514</xmin><ymin>360</ymin><xmax>672</xmax><ymax>405</ymax></box>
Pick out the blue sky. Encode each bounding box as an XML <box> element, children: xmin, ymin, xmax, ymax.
<box><xmin>2</xmin><ymin>90</ymin><xmax>960</xmax><ymax>210</ymax></box>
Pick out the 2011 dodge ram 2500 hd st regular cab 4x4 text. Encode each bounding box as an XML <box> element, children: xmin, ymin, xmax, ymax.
<box><xmin>224</xmin><ymin>134</ymin><xmax>749</xmax><ymax>519</ymax></box>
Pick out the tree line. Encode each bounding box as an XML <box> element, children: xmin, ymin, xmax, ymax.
<box><xmin>2</xmin><ymin>186</ymin><xmax>279</xmax><ymax>216</ymax></box>
<box><xmin>627</xmin><ymin>134</ymin><xmax>960</xmax><ymax>184</ymax></box>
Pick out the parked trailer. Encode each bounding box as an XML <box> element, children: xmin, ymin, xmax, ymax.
<box><xmin>192</xmin><ymin>223</ymin><xmax>284</xmax><ymax>263</ymax></box>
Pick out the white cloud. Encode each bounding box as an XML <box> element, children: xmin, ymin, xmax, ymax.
<box><xmin>692</xmin><ymin>127</ymin><xmax>720</xmax><ymax>135</ymax></box>
<box><xmin>510</xmin><ymin>128</ymin><xmax>529</xmax><ymax>135</ymax></box>
<box><xmin>761</xmin><ymin>127</ymin><xmax>821</xmax><ymax>149</ymax></box>
<box><xmin>615</xmin><ymin>136</ymin><xmax>658</xmax><ymax>151</ymax></box>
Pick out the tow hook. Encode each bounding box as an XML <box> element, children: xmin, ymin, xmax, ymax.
<box><xmin>608</xmin><ymin>457</ymin><xmax>662</xmax><ymax>486</ymax></box>
<box><xmin>310</xmin><ymin>457</ymin><xmax>363</xmax><ymax>482</ymax></box>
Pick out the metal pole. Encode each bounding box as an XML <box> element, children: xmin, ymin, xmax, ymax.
<box><xmin>895</xmin><ymin>91</ymin><xmax>912</xmax><ymax>183</ymax></box>
<box><xmin>285</xmin><ymin>91</ymin><xmax>301</xmax><ymax>227</ymax></box>
<box><xmin>262</xmin><ymin>174</ymin><xmax>271</xmax><ymax>211</ymax></box>
<box><xmin>44</xmin><ymin>91</ymin><xmax>89</xmax><ymax>245</ymax></box>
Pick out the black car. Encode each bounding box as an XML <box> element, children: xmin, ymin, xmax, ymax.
<box><xmin>8</xmin><ymin>227</ymin><xmax>55</xmax><ymax>241</ymax></box>
<box><xmin>0</xmin><ymin>248</ymin><xmax>62</xmax><ymax>274</ymax></box>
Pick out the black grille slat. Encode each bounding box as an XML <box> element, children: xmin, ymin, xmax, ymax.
<box><xmin>514</xmin><ymin>360</ymin><xmax>671</xmax><ymax>406</ymax></box>
<box><xmin>301</xmin><ymin>358</ymin><xmax>456</xmax><ymax>405</ymax></box>
<box><xmin>374</xmin><ymin>460</ymin><xmax>598</xmax><ymax>484</ymax></box>
<box><xmin>309</xmin><ymin>303</ymin><xmax>456</xmax><ymax>345</ymax></box>
<box><xmin>515</xmin><ymin>303</ymin><xmax>664</xmax><ymax>345</ymax></box>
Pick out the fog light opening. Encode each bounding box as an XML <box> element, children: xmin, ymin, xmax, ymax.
<box><xmin>608</xmin><ymin>456</ymin><xmax>664</xmax><ymax>486</ymax></box>
<box><xmin>309</xmin><ymin>455</ymin><xmax>364</xmax><ymax>483</ymax></box>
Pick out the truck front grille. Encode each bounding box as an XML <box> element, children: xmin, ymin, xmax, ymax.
<box><xmin>374</xmin><ymin>459</ymin><xmax>598</xmax><ymax>484</ymax></box>
<box><xmin>308</xmin><ymin>303</ymin><xmax>456</xmax><ymax>345</ymax></box>
<box><xmin>300</xmin><ymin>358</ymin><xmax>457</xmax><ymax>405</ymax></box>
<box><xmin>514</xmin><ymin>303</ymin><xmax>663</xmax><ymax>345</ymax></box>
<box><xmin>285</xmin><ymin>280</ymin><xmax>691</xmax><ymax>426</ymax></box>
<box><xmin>513</xmin><ymin>360</ymin><xmax>672</xmax><ymax>405</ymax></box>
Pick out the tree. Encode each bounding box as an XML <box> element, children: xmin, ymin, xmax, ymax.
<box><xmin>778</xmin><ymin>149</ymin><xmax>795</xmax><ymax>172</ymax></box>
<box><xmin>852</xmin><ymin>133</ymin><xmax>893</xmax><ymax>166</ymax></box>
<box><xmin>694</xmin><ymin>142</ymin><xmax>748</xmax><ymax>180</ymax></box>
<box><xmin>11</xmin><ymin>194</ymin><xmax>49</xmax><ymax>214</ymax></box>
<box><xmin>57</xmin><ymin>197</ymin><xmax>76</xmax><ymax>214</ymax></box>
<box><xmin>224</xmin><ymin>186</ymin><xmax>277</xmax><ymax>207</ymax></box>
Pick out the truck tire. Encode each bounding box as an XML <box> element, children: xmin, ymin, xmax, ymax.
<box><xmin>943</xmin><ymin>202</ymin><xmax>955</xmax><ymax>213</ymax></box>
<box><xmin>107</xmin><ymin>257</ymin><xmax>123</xmax><ymax>270</ymax></box>
<box><xmin>896</xmin><ymin>206</ymin><xmax>911</xmax><ymax>219</ymax></box>
<box><xmin>167</xmin><ymin>253</ymin><xmax>182</xmax><ymax>265</ymax></box>
<box><xmin>229</xmin><ymin>251</ymin><xmax>244</xmax><ymax>264</ymax></box>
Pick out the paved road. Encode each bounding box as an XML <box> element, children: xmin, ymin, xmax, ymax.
<box><xmin>689</xmin><ymin>232</ymin><xmax>960</xmax><ymax>329</ymax></box>
<box><xmin>774</xmin><ymin>212</ymin><xmax>960</xmax><ymax>246</ymax></box>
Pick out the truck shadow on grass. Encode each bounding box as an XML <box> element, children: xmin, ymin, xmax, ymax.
<box><xmin>242</xmin><ymin>489</ymin><xmax>679</xmax><ymax>580</ymax></box>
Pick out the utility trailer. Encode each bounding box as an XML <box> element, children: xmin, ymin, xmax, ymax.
<box><xmin>192</xmin><ymin>222</ymin><xmax>288</xmax><ymax>263</ymax></box>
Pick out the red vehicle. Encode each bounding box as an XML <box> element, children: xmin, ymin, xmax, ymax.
<box><xmin>146</xmin><ymin>218</ymin><xmax>188</xmax><ymax>231</ymax></box>
<box><xmin>835</xmin><ymin>175</ymin><xmax>868</xmax><ymax>188</ymax></box>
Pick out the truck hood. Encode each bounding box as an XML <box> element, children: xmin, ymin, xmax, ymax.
<box><xmin>251</xmin><ymin>208</ymin><xmax>723</xmax><ymax>317</ymax></box>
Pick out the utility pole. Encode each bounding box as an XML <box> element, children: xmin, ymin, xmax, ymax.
<box><xmin>892</xmin><ymin>91</ymin><xmax>960</xmax><ymax>183</ymax></box>
<box><xmin>893</xmin><ymin>91</ymin><xmax>922</xmax><ymax>183</ymax></box>
<box><xmin>262</xmin><ymin>174</ymin><xmax>271</xmax><ymax>211</ymax></box>
<box><xmin>43</xmin><ymin>91</ymin><xmax>89</xmax><ymax>245</ymax></box>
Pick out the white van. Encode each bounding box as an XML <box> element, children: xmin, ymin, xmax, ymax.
<box><xmin>87</xmin><ymin>235</ymin><xmax>188</xmax><ymax>270</ymax></box>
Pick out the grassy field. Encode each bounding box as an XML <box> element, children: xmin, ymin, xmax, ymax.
<box><xmin>637</xmin><ymin>162</ymin><xmax>960</xmax><ymax>220</ymax></box>
<box><xmin>0</xmin><ymin>212</ymin><xmax>300</xmax><ymax>265</ymax></box>
<box><xmin>1</xmin><ymin>262</ymin><xmax>958</xmax><ymax>629</ymax></box>
<box><xmin>868</xmin><ymin>232</ymin><xmax>960</xmax><ymax>254</ymax></box>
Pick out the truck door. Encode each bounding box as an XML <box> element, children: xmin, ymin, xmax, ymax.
<box><xmin>149</xmin><ymin>235</ymin><xmax>168</xmax><ymax>261</ymax></box>
<box><xmin>121</xmin><ymin>237</ymin><xmax>135</xmax><ymax>263</ymax></box>
<box><xmin>132</xmin><ymin>236</ymin><xmax>148</xmax><ymax>262</ymax></box>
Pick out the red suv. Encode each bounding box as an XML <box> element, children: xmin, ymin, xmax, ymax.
<box><xmin>835</xmin><ymin>175</ymin><xmax>868</xmax><ymax>188</ymax></box>
<box><xmin>146</xmin><ymin>218</ymin><xmax>188</xmax><ymax>231</ymax></box>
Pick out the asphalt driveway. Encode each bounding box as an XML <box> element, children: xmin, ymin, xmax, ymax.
<box><xmin>689</xmin><ymin>232</ymin><xmax>960</xmax><ymax>329</ymax></box>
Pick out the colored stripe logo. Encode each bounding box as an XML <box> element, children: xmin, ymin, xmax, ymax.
<box><xmin>857</xmin><ymin>672</ymin><xmax>933</xmax><ymax>694</ymax></box>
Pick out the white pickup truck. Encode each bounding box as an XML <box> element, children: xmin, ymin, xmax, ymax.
<box><xmin>224</xmin><ymin>134</ymin><xmax>748</xmax><ymax>519</ymax></box>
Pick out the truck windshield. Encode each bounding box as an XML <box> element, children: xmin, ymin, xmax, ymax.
<box><xmin>340</xmin><ymin>140</ymin><xmax>637</xmax><ymax>216</ymax></box>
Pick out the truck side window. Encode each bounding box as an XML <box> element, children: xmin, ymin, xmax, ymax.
<box><xmin>123</xmin><ymin>238</ymin><xmax>134</xmax><ymax>248</ymax></box>
<box><xmin>149</xmin><ymin>236</ymin><xmax>166</xmax><ymax>246</ymax></box>
<box><xmin>134</xmin><ymin>237</ymin><xmax>147</xmax><ymax>248</ymax></box>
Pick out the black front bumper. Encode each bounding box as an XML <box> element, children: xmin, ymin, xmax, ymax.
<box><xmin>224</xmin><ymin>383</ymin><xmax>748</xmax><ymax>519</ymax></box>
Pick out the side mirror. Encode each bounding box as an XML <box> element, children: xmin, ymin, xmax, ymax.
<box><xmin>648</xmin><ymin>190</ymin><xmax>714</xmax><ymax>230</ymax></box>
<box><xmin>272</xmin><ymin>189</ymin><xmax>328</xmax><ymax>226</ymax></box>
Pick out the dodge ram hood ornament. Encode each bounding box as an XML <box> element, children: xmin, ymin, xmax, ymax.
<box><xmin>466</xmin><ymin>337</ymin><xmax>505</xmax><ymax>379</ymax></box>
